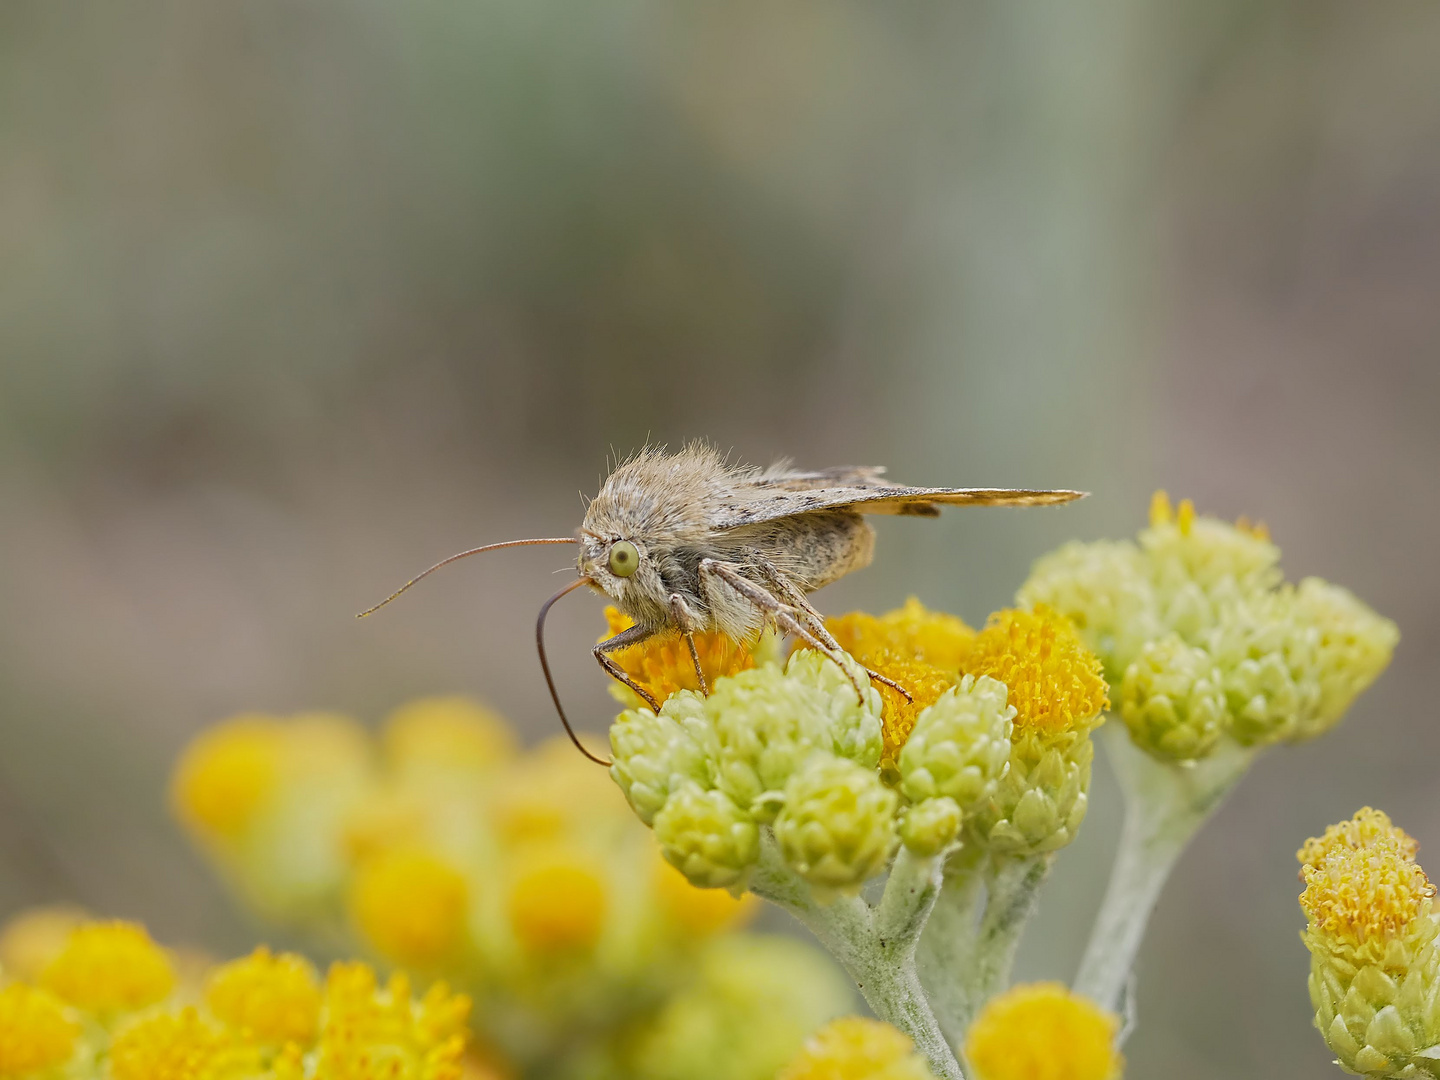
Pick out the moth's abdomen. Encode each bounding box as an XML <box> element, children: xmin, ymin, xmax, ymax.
<box><xmin>772</xmin><ymin>511</ymin><xmax>874</xmax><ymax>591</ymax></box>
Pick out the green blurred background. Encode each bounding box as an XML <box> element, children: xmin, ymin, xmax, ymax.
<box><xmin>2</xmin><ymin>1</ymin><xmax>1438</xmax><ymax>1074</ymax></box>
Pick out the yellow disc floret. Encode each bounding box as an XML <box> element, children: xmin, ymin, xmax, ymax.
<box><xmin>350</xmin><ymin>850</ymin><xmax>469</xmax><ymax>969</ymax></box>
<box><xmin>965</xmin><ymin>608</ymin><xmax>1108</xmax><ymax>735</ymax></box>
<box><xmin>777</xmin><ymin>1016</ymin><xmax>938</xmax><ymax>1080</ymax></box>
<box><xmin>964</xmin><ymin>982</ymin><xmax>1122</xmax><ymax>1080</ymax></box>
<box><xmin>1296</xmin><ymin>806</ymin><xmax>1418</xmax><ymax>874</ymax></box>
<box><xmin>41</xmin><ymin>920</ymin><xmax>176</xmax><ymax>1014</ymax></box>
<box><xmin>109</xmin><ymin>1006</ymin><xmax>254</xmax><ymax>1080</ymax></box>
<box><xmin>1300</xmin><ymin>835</ymin><xmax>1434</xmax><ymax>953</ymax></box>
<box><xmin>601</xmin><ymin>607</ymin><xmax>758</xmax><ymax>708</ymax></box>
<box><xmin>315</xmin><ymin>963</ymin><xmax>470</xmax><ymax>1080</ymax></box>
<box><xmin>0</xmin><ymin>983</ymin><xmax>79</xmax><ymax>1076</ymax></box>
<box><xmin>170</xmin><ymin>715</ymin><xmax>284</xmax><ymax>840</ymax></box>
<box><xmin>205</xmin><ymin>947</ymin><xmax>321</xmax><ymax>1046</ymax></box>
<box><xmin>0</xmin><ymin>906</ymin><xmax>89</xmax><ymax>982</ymax></box>
<box><xmin>506</xmin><ymin>849</ymin><xmax>608</xmax><ymax>953</ymax></box>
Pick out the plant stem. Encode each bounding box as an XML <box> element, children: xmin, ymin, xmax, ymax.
<box><xmin>965</xmin><ymin>853</ymin><xmax>1051</xmax><ymax>1014</ymax></box>
<box><xmin>916</xmin><ymin>847</ymin><xmax>985</xmax><ymax>1047</ymax></box>
<box><xmin>1074</xmin><ymin>727</ymin><xmax>1257</xmax><ymax>1014</ymax></box>
<box><xmin>751</xmin><ymin>830</ymin><xmax>966</xmax><ymax>1080</ymax></box>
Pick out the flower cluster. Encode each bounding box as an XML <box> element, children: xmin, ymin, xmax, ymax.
<box><xmin>172</xmin><ymin>696</ymin><xmax>847</xmax><ymax>1079</ymax></box>
<box><xmin>0</xmin><ymin>917</ymin><xmax>472</xmax><ymax>1080</ymax></box>
<box><xmin>1020</xmin><ymin>492</ymin><xmax>1397</xmax><ymax>761</ymax></box>
<box><xmin>1299</xmin><ymin>808</ymin><xmax>1440</xmax><ymax>1077</ymax></box>
<box><xmin>611</xmin><ymin>600</ymin><xmax>1107</xmax><ymax>893</ymax></box>
<box><xmin>777</xmin><ymin>1016</ymin><xmax>940</xmax><ymax>1080</ymax></box>
<box><xmin>963</xmin><ymin>983</ymin><xmax>1122</xmax><ymax>1080</ymax></box>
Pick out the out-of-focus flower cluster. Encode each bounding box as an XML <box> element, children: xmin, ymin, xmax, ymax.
<box><xmin>172</xmin><ymin>697</ymin><xmax>851</xmax><ymax>1079</ymax></box>
<box><xmin>0</xmin><ymin>915</ymin><xmax>473</xmax><ymax>1080</ymax></box>
<box><xmin>1021</xmin><ymin>492</ymin><xmax>1397</xmax><ymax>762</ymax></box>
<box><xmin>963</xmin><ymin>983</ymin><xmax>1122</xmax><ymax>1080</ymax></box>
<box><xmin>1300</xmin><ymin>808</ymin><xmax>1440</xmax><ymax>1078</ymax></box>
<box><xmin>610</xmin><ymin>599</ymin><xmax>1108</xmax><ymax>896</ymax></box>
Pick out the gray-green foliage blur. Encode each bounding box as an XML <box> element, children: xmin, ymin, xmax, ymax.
<box><xmin>2</xmin><ymin>2</ymin><xmax>1438</xmax><ymax>1076</ymax></box>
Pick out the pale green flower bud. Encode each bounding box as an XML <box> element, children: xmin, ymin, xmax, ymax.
<box><xmin>610</xmin><ymin>703</ymin><xmax>712</xmax><ymax>825</ymax></box>
<box><xmin>1017</xmin><ymin>539</ymin><xmax>1159</xmax><ymax>682</ymax></box>
<box><xmin>1139</xmin><ymin>494</ymin><xmax>1282</xmax><ymax>601</ymax></box>
<box><xmin>774</xmin><ymin>755</ymin><xmax>898</xmax><ymax>893</ymax></box>
<box><xmin>898</xmin><ymin>797</ymin><xmax>963</xmax><ymax>857</ymax></box>
<box><xmin>897</xmin><ymin>676</ymin><xmax>1013</xmax><ymax>812</ymax></box>
<box><xmin>1205</xmin><ymin>589</ymin><xmax>1320</xmax><ymax>747</ymax></box>
<box><xmin>1118</xmin><ymin>634</ymin><xmax>1227</xmax><ymax>762</ymax></box>
<box><xmin>970</xmin><ymin>729</ymin><xmax>1093</xmax><ymax>856</ymax></box>
<box><xmin>1292</xmin><ymin>578</ymin><xmax>1399</xmax><ymax>739</ymax></box>
<box><xmin>701</xmin><ymin>658</ymin><xmax>882</xmax><ymax>823</ymax></box>
<box><xmin>653</xmin><ymin>783</ymin><xmax>759</xmax><ymax>889</ymax></box>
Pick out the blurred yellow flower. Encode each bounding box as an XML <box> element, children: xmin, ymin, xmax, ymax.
<box><xmin>383</xmin><ymin>696</ymin><xmax>517</xmax><ymax>780</ymax></box>
<box><xmin>0</xmin><ymin>983</ymin><xmax>79</xmax><ymax>1076</ymax></box>
<box><xmin>965</xmin><ymin>608</ymin><xmax>1108</xmax><ymax>736</ymax></box>
<box><xmin>316</xmin><ymin>963</ymin><xmax>470</xmax><ymax>1080</ymax></box>
<box><xmin>652</xmin><ymin>857</ymin><xmax>758</xmax><ymax>937</ymax></box>
<box><xmin>350</xmin><ymin>850</ymin><xmax>470</xmax><ymax>969</ymax></box>
<box><xmin>41</xmin><ymin>921</ymin><xmax>176</xmax><ymax>1015</ymax></box>
<box><xmin>964</xmin><ymin>982</ymin><xmax>1122</xmax><ymax>1080</ymax></box>
<box><xmin>205</xmin><ymin>947</ymin><xmax>321</xmax><ymax>1047</ymax></box>
<box><xmin>602</xmin><ymin>606</ymin><xmax>759</xmax><ymax>707</ymax></box>
<box><xmin>0</xmin><ymin>905</ymin><xmax>89</xmax><ymax>982</ymax></box>
<box><xmin>171</xmin><ymin>716</ymin><xmax>284</xmax><ymax>839</ymax></box>
<box><xmin>776</xmin><ymin>1016</ymin><xmax>937</xmax><ymax>1080</ymax></box>
<box><xmin>506</xmin><ymin>849</ymin><xmax>608</xmax><ymax>953</ymax></box>
<box><xmin>108</xmin><ymin>1006</ymin><xmax>248</xmax><ymax>1080</ymax></box>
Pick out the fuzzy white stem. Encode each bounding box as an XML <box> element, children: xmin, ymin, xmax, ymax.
<box><xmin>1074</xmin><ymin>726</ymin><xmax>1257</xmax><ymax>1015</ymax></box>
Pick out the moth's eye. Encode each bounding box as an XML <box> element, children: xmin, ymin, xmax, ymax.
<box><xmin>608</xmin><ymin>540</ymin><xmax>640</xmax><ymax>578</ymax></box>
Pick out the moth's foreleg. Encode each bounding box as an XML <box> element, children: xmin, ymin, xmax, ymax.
<box><xmin>759</xmin><ymin>560</ymin><xmax>914</xmax><ymax>704</ymax></box>
<box><xmin>595</xmin><ymin>623</ymin><xmax>662</xmax><ymax>712</ymax></box>
<box><xmin>668</xmin><ymin>593</ymin><xmax>708</xmax><ymax>696</ymax></box>
<box><xmin>698</xmin><ymin>559</ymin><xmax>869</xmax><ymax>705</ymax></box>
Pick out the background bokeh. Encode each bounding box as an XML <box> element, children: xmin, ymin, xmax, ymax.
<box><xmin>2</xmin><ymin>1</ymin><xmax>1438</xmax><ymax>1075</ymax></box>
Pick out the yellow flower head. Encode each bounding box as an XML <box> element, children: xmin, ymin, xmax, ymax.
<box><xmin>1296</xmin><ymin>807</ymin><xmax>1418</xmax><ymax>874</ymax></box>
<box><xmin>777</xmin><ymin>1016</ymin><xmax>937</xmax><ymax>1080</ymax></box>
<box><xmin>486</xmin><ymin>738</ymin><xmax>623</xmax><ymax>847</ymax></box>
<box><xmin>964</xmin><ymin>983</ymin><xmax>1122</xmax><ymax>1080</ymax></box>
<box><xmin>601</xmin><ymin>607</ymin><xmax>759</xmax><ymax>708</ymax></box>
<box><xmin>827</xmin><ymin>599</ymin><xmax>975</xmax><ymax>764</ymax></box>
<box><xmin>506</xmin><ymin>848</ymin><xmax>608</xmax><ymax>953</ymax></box>
<box><xmin>0</xmin><ymin>983</ymin><xmax>79</xmax><ymax>1076</ymax></box>
<box><xmin>1300</xmin><ymin>828</ymin><xmax>1434</xmax><ymax>956</ymax></box>
<box><xmin>108</xmin><ymin>1006</ymin><xmax>253</xmax><ymax>1080</ymax></box>
<box><xmin>316</xmin><ymin>962</ymin><xmax>470</xmax><ymax>1080</ymax></box>
<box><xmin>965</xmin><ymin>608</ymin><xmax>1108</xmax><ymax>736</ymax></box>
<box><xmin>651</xmin><ymin>856</ymin><xmax>758</xmax><ymax>937</ymax></box>
<box><xmin>350</xmin><ymin>850</ymin><xmax>469</xmax><ymax>969</ymax></box>
<box><xmin>171</xmin><ymin>715</ymin><xmax>285</xmax><ymax>840</ymax></box>
<box><xmin>383</xmin><ymin>696</ymin><xmax>517</xmax><ymax>778</ymax></box>
<box><xmin>41</xmin><ymin>920</ymin><xmax>176</xmax><ymax>1014</ymax></box>
<box><xmin>205</xmin><ymin>947</ymin><xmax>321</xmax><ymax>1047</ymax></box>
<box><xmin>0</xmin><ymin>906</ymin><xmax>89</xmax><ymax>983</ymax></box>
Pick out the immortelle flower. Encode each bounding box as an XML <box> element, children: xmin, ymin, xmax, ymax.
<box><xmin>505</xmin><ymin>846</ymin><xmax>609</xmax><ymax>954</ymax></box>
<box><xmin>962</xmin><ymin>608</ymin><xmax>1108</xmax><ymax>855</ymax></box>
<box><xmin>1299</xmin><ymin>808</ymin><xmax>1440</xmax><ymax>1076</ymax></box>
<box><xmin>0</xmin><ymin>915</ymin><xmax>473</xmax><ymax>1080</ymax></box>
<box><xmin>349</xmin><ymin>848</ymin><xmax>470</xmax><ymax>970</ymax></box>
<box><xmin>1021</xmin><ymin>491</ymin><xmax>1397</xmax><ymax>762</ymax></box>
<box><xmin>827</xmin><ymin>598</ymin><xmax>976</xmax><ymax>766</ymax></box>
<box><xmin>0</xmin><ymin>983</ymin><xmax>80</xmax><ymax>1077</ymax></box>
<box><xmin>601</xmin><ymin>606</ymin><xmax>773</xmax><ymax>708</ymax></box>
<box><xmin>963</xmin><ymin>982</ymin><xmax>1123</xmax><ymax>1080</ymax></box>
<box><xmin>776</xmin><ymin>1016</ymin><xmax>939</xmax><ymax>1080</ymax></box>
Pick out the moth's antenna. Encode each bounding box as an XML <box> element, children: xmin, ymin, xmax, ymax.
<box><xmin>536</xmin><ymin>577</ymin><xmax>611</xmax><ymax>767</ymax></box>
<box><xmin>357</xmin><ymin>537</ymin><xmax>576</xmax><ymax>617</ymax></box>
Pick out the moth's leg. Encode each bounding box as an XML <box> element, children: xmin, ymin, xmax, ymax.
<box><xmin>595</xmin><ymin>623</ymin><xmax>662</xmax><ymax>713</ymax></box>
<box><xmin>668</xmin><ymin>593</ymin><xmax>708</xmax><ymax>696</ymax></box>
<box><xmin>757</xmin><ymin>561</ymin><xmax>913</xmax><ymax>703</ymax></box>
<box><xmin>698</xmin><ymin>559</ymin><xmax>869</xmax><ymax>704</ymax></box>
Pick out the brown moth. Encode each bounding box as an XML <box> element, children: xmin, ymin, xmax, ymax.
<box><xmin>361</xmin><ymin>443</ymin><xmax>1085</xmax><ymax>765</ymax></box>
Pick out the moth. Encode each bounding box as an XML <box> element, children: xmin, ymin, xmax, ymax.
<box><xmin>361</xmin><ymin>444</ymin><xmax>1084</xmax><ymax>765</ymax></box>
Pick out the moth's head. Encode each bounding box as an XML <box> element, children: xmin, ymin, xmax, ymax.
<box><xmin>577</xmin><ymin>528</ymin><xmax>665</xmax><ymax>613</ymax></box>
